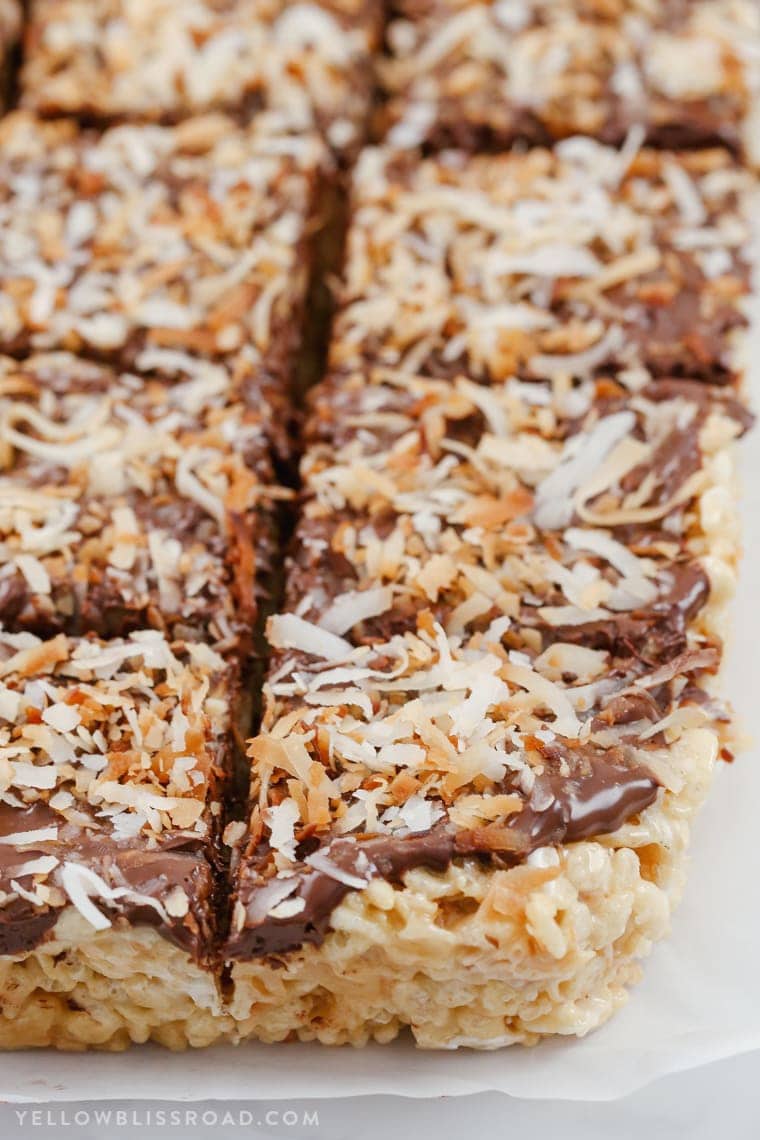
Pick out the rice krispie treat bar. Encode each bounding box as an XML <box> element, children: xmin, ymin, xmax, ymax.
<box><xmin>0</xmin><ymin>351</ymin><xmax>285</xmax><ymax>654</ymax></box>
<box><xmin>288</xmin><ymin>369</ymin><xmax>751</xmax><ymax>644</ymax></box>
<box><xmin>380</xmin><ymin>0</ymin><xmax>760</xmax><ymax>164</ymax></box>
<box><xmin>331</xmin><ymin>143</ymin><xmax>755</xmax><ymax>386</ymax></box>
<box><xmin>0</xmin><ymin>630</ymin><xmax>236</xmax><ymax>1049</ymax></box>
<box><xmin>21</xmin><ymin>0</ymin><xmax>383</xmax><ymax>155</ymax></box>
<box><xmin>0</xmin><ymin>112</ymin><xmax>328</xmax><ymax>374</ymax></box>
<box><xmin>225</xmin><ymin>363</ymin><xmax>748</xmax><ymax>1046</ymax></box>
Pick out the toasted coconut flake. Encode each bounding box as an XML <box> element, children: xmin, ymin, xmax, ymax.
<box><xmin>534</xmin><ymin>412</ymin><xmax>636</xmax><ymax>531</ymax></box>
<box><xmin>320</xmin><ymin>586</ymin><xmax>394</xmax><ymax>636</ymax></box>
<box><xmin>537</xmin><ymin>604</ymin><xmax>610</xmax><ymax>626</ymax></box>
<box><xmin>395</xmin><ymin>793</ymin><xmax>445</xmax><ymax>834</ymax></box>
<box><xmin>503</xmin><ymin>660</ymin><xmax>581</xmax><ymax>739</ymax></box>
<box><xmin>306</xmin><ymin>848</ymin><xmax>372</xmax><ymax>889</ymax></box>
<box><xmin>535</xmin><ymin>643</ymin><xmax>609</xmax><ymax>683</ymax></box>
<box><xmin>632</xmin><ymin>648</ymin><xmax>720</xmax><ymax>692</ymax></box>
<box><xmin>14</xmin><ymin>553</ymin><xmax>52</xmax><ymax>596</ymax></box>
<box><xmin>565</xmin><ymin>527</ymin><xmax>652</xmax><ymax>581</ymax></box>
<box><xmin>530</xmin><ymin>325</ymin><xmax>625</xmax><ymax>379</ymax></box>
<box><xmin>0</xmin><ymin>826</ymin><xmax>58</xmax><ymax>846</ymax></box>
<box><xmin>41</xmin><ymin>702</ymin><xmax>81</xmax><ymax>733</ymax></box>
<box><xmin>164</xmin><ymin>886</ymin><xmax>190</xmax><ymax>918</ymax></box>
<box><xmin>268</xmin><ymin>613</ymin><xmax>353</xmax><ymax>662</ymax></box>
<box><xmin>60</xmin><ymin>862</ymin><xmax>171</xmax><ymax>931</ymax></box>
<box><xmin>11</xmin><ymin>855</ymin><xmax>59</xmax><ymax>878</ymax></box>
<box><xmin>59</xmin><ymin>863</ymin><xmax>113</xmax><ymax>931</ymax></box>
<box><xmin>268</xmin><ymin>896</ymin><xmax>307</xmax><ymax>920</ymax></box>
<box><xmin>265</xmin><ymin>798</ymin><xmax>301</xmax><ymax>861</ymax></box>
<box><xmin>10</xmin><ymin>761</ymin><xmax>59</xmax><ymax>790</ymax></box>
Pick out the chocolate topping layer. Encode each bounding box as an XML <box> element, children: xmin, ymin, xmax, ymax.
<box><xmin>228</xmin><ymin>755</ymin><xmax>659</xmax><ymax>959</ymax></box>
<box><xmin>0</xmin><ymin>632</ymin><xmax>235</xmax><ymax>962</ymax></box>
<box><xmin>0</xmin><ymin>351</ymin><xmax>280</xmax><ymax>655</ymax></box>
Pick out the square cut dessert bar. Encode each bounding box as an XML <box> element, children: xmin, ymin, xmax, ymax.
<box><xmin>0</xmin><ymin>629</ymin><xmax>236</xmax><ymax>1049</ymax></box>
<box><xmin>0</xmin><ymin>112</ymin><xmax>329</xmax><ymax>373</ymax></box>
<box><xmin>0</xmin><ymin>351</ymin><xmax>285</xmax><ymax>656</ymax></box>
<box><xmin>21</xmin><ymin>0</ymin><xmax>383</xmax><ymax>156</ymax></box>
<box><xmin>331</xmin><ymin>143</ymin><xmax>756</xmax><ymax>386</ymax></box>
<box><xmin>285</xmin><ymin>369</ymin><xmax>752</xmax><ymax>645</ymax></box>
<box><xmin>380</xmin><ymin>0</ymin><xmax>760</xmax><ymax>164</ymax></box>
<box><xmin>224</xmin><ymin>365</ymin><xmax>751</xmax><ymax>1047</ymax></box>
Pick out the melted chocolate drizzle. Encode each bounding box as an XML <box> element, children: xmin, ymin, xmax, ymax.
<box><xmin>0</xmin><ymin>804</ymin><xmax>217</xmax><ymax>960</ymax></box>
<box><xmin>227</xmin><ymin>755</ymin><xmax>659</xmax><ymax>959</ymax></box>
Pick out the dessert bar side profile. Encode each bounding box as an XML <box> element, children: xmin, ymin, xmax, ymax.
<box><xmin>0</xmin><ymin>631</ymin><xmax>237</xmax><ymax>1049</ymax></box>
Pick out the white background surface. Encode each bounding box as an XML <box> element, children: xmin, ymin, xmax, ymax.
<box><xmin>2</xmin><ymin>1049</ymin><xmax>760</xmax><ymax>1138</ymax></box>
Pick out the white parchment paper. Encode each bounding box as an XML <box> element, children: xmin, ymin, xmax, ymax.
<box><xmin>3</xmin><ymin>266</ymin><xmax>760</xmax><ymax>1110</ymax></box>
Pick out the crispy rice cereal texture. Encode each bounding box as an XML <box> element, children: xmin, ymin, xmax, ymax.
<box><xmin>380</xmin><ymin>0</ymin><xmax>760</xmax><ymax>165</ymax></box>
<box><xmin>229</xmin><ymin>728</ymin><xmax>716</xmax><ymax>1048</ymax></box>
<box><xmin>22</xmin><ymin>0</ymin><xmax>383</xmax><ymax>154</ymax></box>
<box><xmin>0</xmin><ymin>631</ymin><xmax>236</xmax><ymax>1049</ymax></box>
<box><xmin>0</xmin><ymin>922</ymin><xmax>228</xmax><ymax>1051</ymax></box>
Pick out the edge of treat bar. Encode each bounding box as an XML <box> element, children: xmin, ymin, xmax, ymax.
<box><xmin>0</xmin><ymin>629</ymin><xmax>241</xmax><ymax>964</ymax></box>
